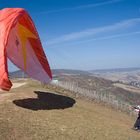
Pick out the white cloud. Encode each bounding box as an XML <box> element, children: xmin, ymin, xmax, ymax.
<box><xmin>70</xmin><ymin>31</ymin><xmax>140</xmax><ymax>44</ymax></box>
<box><xmin>38</xmin><ymin>0</ymin><xmax>124</xmax><ymax>14</ymax></box>
<box><xmin>47</xmin><ymin>18</ymin><xmax>140</xmax><ymax>46</ymax></box>
<box><xmin>46</xmin><ymin>31</ymin><xmax>140</xmax><ymax>48</ymax></box>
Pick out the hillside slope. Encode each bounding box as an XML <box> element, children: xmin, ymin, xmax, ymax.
<box><xmin>0</xmin><ymin>79</ymin><xmax>140</xmax><ymax>140</ymax></box>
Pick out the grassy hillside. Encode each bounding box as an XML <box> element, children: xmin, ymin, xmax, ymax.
<box><xmin>0</xmin><ymin>79</ymin><xmax>140</xmax><ymax>140</ymax></box>
<box><xmin>55</xmin><ymin>75</ymin><xmax>140</xmax><ymax>106</ymax></box>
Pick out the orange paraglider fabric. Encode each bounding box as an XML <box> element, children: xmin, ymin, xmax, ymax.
<box><xmin>0</xmin><ymin>8</ymin><xmax>52</xmax><ymax>91</ymax></box>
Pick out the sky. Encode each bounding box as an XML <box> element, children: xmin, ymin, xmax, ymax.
<box><xmin>0</xmin><ymin>0</ymin><xmax>140</xmax><ymax>71</ymax></box>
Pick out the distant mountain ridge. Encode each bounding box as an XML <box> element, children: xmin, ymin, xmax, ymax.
<box><xmin>9</xmin><ymin>69</ymin><xmax>90</xmax><ymax>78</ymax></box>
<box><xmin>9</xmin><ymin>67</ymin><xmax>140</xmax><ymax>78</ymax></box>
<box><xmin>52</xmin><ymin>69</ymin><xmax>90</xmax><ymax>75</ymax></box>
<box><xmin>9</xmin><ymin>70</ymin><xmax>28</xmax><ymax>78</ymax></box>
<box><xmin>89</xmin><ymin>67</ymin><xmax>140</xmax><ymax>74</ymax></box>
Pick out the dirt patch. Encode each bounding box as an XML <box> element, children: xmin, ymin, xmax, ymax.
<box><xmin>0</xmin><ymin>82</ymin><xmax>26</xmax><ymax>102</ymax></box>
<box><xmin>12</xmin><ymin>82</ymin><xmax>26</xmax><ymax>89</ymax></box>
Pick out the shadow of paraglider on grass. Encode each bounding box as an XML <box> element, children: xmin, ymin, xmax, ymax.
<box><xmin>13</xmin><ymin>91</ymin><xmax>76</xmax><ymax>111</ymax></box>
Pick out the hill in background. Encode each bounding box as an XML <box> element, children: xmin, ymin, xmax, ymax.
<box><xmin>9</xmin><ymin>68</ymin><xmax>140</xmax><ymax>106</ymax></box>
<box><xmin>90</xmin><ymin>67</ymin><xmax>140</xmax><ymax>83</ymax></box>
<box><xmin>10</xmin><ymin>67</ymin><xmax>140</xmax><ymax>84</ymax></box>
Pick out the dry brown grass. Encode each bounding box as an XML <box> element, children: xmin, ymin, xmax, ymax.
<box><xmin>0</xmin><ymin>79</ymin><xmax>140</xmax><ymax>140</ymax></box>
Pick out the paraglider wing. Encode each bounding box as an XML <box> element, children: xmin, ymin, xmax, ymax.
<box><xmin>0</xmin><ymin>8</ymin><xmax>52</xmax><ymax>91</ymax></box>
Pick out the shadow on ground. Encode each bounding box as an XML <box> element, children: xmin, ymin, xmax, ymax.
<box><xmin>13</xmin><ymin>91</ymin><xmax>76</xmax><ymax>110</ymax></box>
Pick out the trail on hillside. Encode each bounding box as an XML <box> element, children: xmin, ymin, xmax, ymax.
<box><xmin>0</xmin><ymin>82</ymin><xmax>26</xmax><ymax>102</ymax></box>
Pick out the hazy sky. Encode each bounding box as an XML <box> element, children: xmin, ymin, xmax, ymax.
<box><xmin>1</xmin><ymin>0</ymin><xmax>140</xmax><ymax>71</ymax></box>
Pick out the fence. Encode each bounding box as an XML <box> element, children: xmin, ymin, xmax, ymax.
<box><xmin>52</xmin><ymin>81</ymin><xmax>136</xmax><ymax>116</ymax></box>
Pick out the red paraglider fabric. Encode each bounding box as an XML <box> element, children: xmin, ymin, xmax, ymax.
<box><xmin>0</xmin><ymin>8</ymin><xmax>52</xmax><ymax>91</ymax></box>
